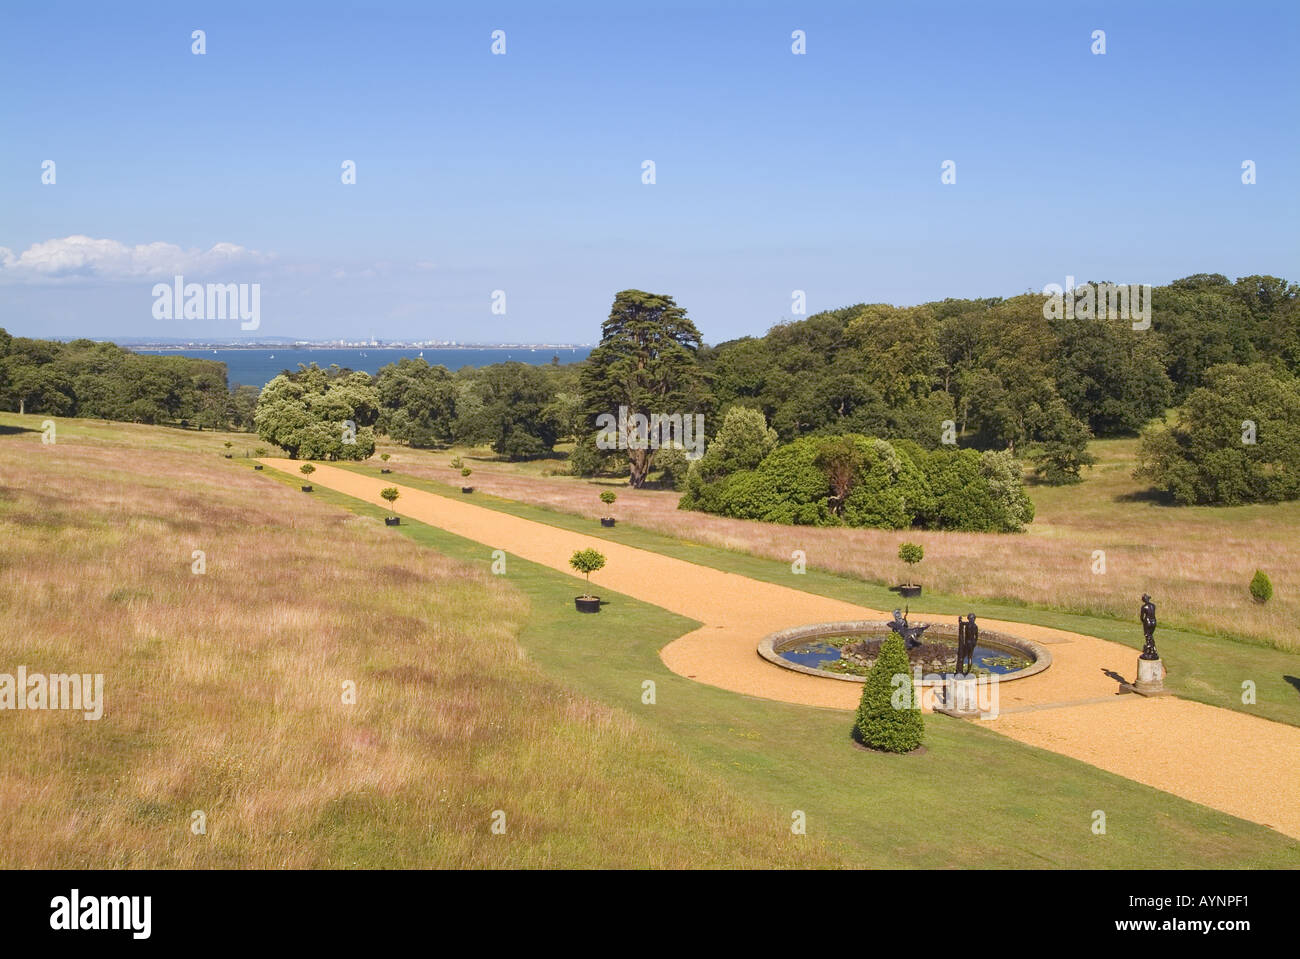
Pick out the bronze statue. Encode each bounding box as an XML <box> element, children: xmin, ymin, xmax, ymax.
<box><xmin>888</xmin><ymin>607</ymin><xmax>930</xmax><ymax>648</ymax></box>
<box><xmin>956</xmin><ymin>614</ymin><xmax>979</xmax><ymax>675</ymax></box>
<box><xmin>1139</xmin><ymin>594</ymin><xmax>1158</xmax><ymax>660</ymax></box>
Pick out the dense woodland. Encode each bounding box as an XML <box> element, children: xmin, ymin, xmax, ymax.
<box><xmin>3</xmin><ymin>272</ymin><xmax>1297</xmax><ymax>512</ymax></box>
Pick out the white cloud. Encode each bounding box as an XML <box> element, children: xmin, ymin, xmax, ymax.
<box><xmin>0</xmin><ymin>235</ymin><xmax>269</xmax><ymax>281</ymax></box>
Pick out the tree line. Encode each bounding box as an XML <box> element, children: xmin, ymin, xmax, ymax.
<box><xmin>6</xmin><ymin>271</ymin><xmax>1297</xmax><ymax>508</ymax></box>
<box><xmin>0</xmin><ymin>332</ymin><xmax>256</xmax><ymax>429</ymax></box>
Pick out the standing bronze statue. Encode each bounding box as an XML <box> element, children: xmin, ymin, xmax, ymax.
<box><xmin>956</xmin><ymin>614</ymin><xmax>978</xmax><ymax>675</ymax></box>
<box><xmin>1139</xmin><ymin>594</ymin><xmax>1158</xmax><ymax>660</ymax></box>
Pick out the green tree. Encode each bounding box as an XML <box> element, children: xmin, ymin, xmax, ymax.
<box><xmin>580</xmin><ymin>290</ymin><xmax>706</xmax><ymax>487</ymax></box>
<box><xmin>1136</xmin><ymin>363</ymin><xmax>1300</xmax><ymax>504</ymax></box>
<box><xmin>1050</xmin><ymin>312</ymin><xmax>1172</xmax><ymax>435</ymax></box>
<box><xmin>814</xmin><ymin>436</ymin><xmax>863</xmax><ymax>517</ymax></box>
<box><xmin>1029</xmin><ymin>399</ymin><xmax>1096</xmax><ymax>485</ymax></box>
<box><xmin>454</xmin><ymin>362</ymin><xmax>560</xmax><ymax>459</ymax></box>
<box><xmin>569</xmin><ymin>548</ymin><xmax>607</xmax><ymax>598</ymax></box>
<box><xmin>254</xmin><ymin>364</ymin><xmax>378</xmax><ymax>460</ymax></box>
<box><xmin>375</xmin><ymin>358</ymin><xmax>457</xmax><ymax>447</ymax></box>
<box><xmin>898</xmin><ymin>542</ymin><xmax>924</xmax><ymax>585</ymax></box>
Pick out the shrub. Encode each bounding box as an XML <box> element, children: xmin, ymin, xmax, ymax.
<box><xmin>380</xmin><ymin>452</ymin><xmax>391</xmax><ymax>462</ymax></box>
<box><xmin>449</xmin><ymin>456</ymin><xmax>463</xmax><ymax>469</ymax></box>
<box><xmin>841</xmin><ymin>438</ymin><xmax>930</xmax><ymax>528</ymax></box>
<box><xmin>299</xmin><ymin>463</ymin><xmax>315</xmax><ymax>476</ymax></box>
<box><xmin>380</xmin><ymin>487</ymin><xmax>399</xmax><ymax>506</ymax></box>
<box><xmin>652</xmin><ymin>442</ymin><xmax>691</xmax><ymax>490</ymax></box>
<box><xmin>693</xmin><ymin>406</ymin><xmax>778</xmax><ymax>483</ymax></box>
<box><xmin>911</xmin><ymin>448</ymin><xmax>1033</xmax><ymax>532</ymax></box>
<box><xmin>569</xmin><ymin>548</ymin><xmax>607</xmax><ymax>597</ymax></box>
<box><xmin>979</xmin><ymin>450</ymin><xmax>1036</xmax><ymax>531</ymax></box>
<box><xmin>461</xmin><ymin>467</ymin><xmax>472</xmax><ymax>478</ymax></box>
<box><xmin>599</xmin><ymin>491</ymin><xmax>617</xmax><ymax>506</ymax></box>
<box><xmin>679</xmin><ymin>433</ymin><xmax>1032</xmax><ymax>532</ymax></box>
<box><xmin>1250</xmin><ymin>569</ymin><xmax>1273</xmax><ymax>603</ymax></box>
<box><xmin>566</xmin><ymin>434</ymin><xmax>604</xmax><ymax>477</ymax></box>
<box><xmin>854</xmin><ymin>634</ymin><xmax>924</xmax><ymax>753</ymax></box>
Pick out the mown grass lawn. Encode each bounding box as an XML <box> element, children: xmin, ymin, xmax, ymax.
<box><xmin>275</xmin><ymin>465</ymin><xmax>1300</xmax><ymax>868</ymax></box>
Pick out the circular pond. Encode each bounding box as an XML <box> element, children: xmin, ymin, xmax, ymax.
<box><xmin>758</xmin><ymin>620</ymin><xmax>1051</xmax><ymax>685</ymax></box>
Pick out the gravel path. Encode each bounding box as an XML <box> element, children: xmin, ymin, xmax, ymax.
<box><xmin>268</xmin><ymin>460</ymin><xmax>1300</xmax><ymax>841</ymax></box>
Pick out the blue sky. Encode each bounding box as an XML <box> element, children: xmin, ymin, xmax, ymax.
<box><xmin>1</xmin><ymin>0</ymin><xmax>1295</xmax><ymax>344</ymax></box>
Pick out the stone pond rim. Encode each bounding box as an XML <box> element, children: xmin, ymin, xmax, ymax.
<box><xmin>757</xmin><ymin>620</ymin><xmax>1052</xmax><ymax>685</ymax></box>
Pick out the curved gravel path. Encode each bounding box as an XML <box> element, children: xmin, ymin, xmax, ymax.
<box><xmin>264</xmin><ymin>460</ymin><xmax>1300</xmax><ymax>841</ymax></box>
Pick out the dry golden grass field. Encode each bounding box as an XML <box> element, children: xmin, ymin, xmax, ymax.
<box><xmin>372</xmin><ymin>437</ymin><xmax>1299</xmax><ymax>654</ymax></box>
<box><xmin>0</xmin><ymin>416</ymin><xmax>833</xmax><ymax>867</ymax></box>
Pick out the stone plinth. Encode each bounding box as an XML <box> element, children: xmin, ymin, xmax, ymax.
<box><xmin>1120</xmin><ymin>656</ymin><xmax>1172</xmax><ymax>697</ymax></box>
<box><xmin>934</xmin><ymin>676</ymin><xmax>983</xmax><ymax>718</ymax></box>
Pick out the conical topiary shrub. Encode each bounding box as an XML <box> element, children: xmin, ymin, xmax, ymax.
<box><xmin>854</xmin><ymin>634</ymin><xmax>924</xmax><ymax>753</ymax></box>
<box><xmin>1249</xmin><ymin>569</ymin><xmax>1273</xmax><ymax>604</ymax></box>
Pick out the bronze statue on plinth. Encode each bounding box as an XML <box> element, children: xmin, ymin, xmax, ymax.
<box><xmin>1139</xmin><ymin>594</ymin><xmax>1158</xmax><ymax>661</ymax></box>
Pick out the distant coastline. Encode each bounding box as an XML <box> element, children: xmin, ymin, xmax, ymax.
<box><xmin>121</xmin><ymin>341</ymin><xmax>590</xmax><ymax>351</ymax></box>
<box><xmin>130</xmin><ymin>345</ymin><xmax>592</xmax><ymax>387</ymax></box>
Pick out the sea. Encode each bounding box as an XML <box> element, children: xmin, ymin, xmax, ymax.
<box><xmin>134</xmin><ymin>347</ymin><xmax>591</xmax><ymax>388</ymax></box>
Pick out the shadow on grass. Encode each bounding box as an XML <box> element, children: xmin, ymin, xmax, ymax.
<box><xmin>0</xmin><ymin>424</ymin><xmax>39</xmax><ymax>436</ymax></box>
<box><xmin>1113</xmin><ymin>487</ymin><xmax>1177</xmax><ymax>506</ymax></box>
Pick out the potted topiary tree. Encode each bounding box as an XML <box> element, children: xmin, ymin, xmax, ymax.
<box><xmin>299</xmin><ymin>462</ymin><xmax>315</xmax><ymax>492</ymax></box>
<box><xmin>254</xmin><ymin>447</ymin><xmax>267</xmax><ymax>470</ymax></box>
<box><xmin>1250</xmin><ymin>569</ymin><xmax>1273</xmax><ymax>604</ymax></box>
<box><xmin>599</xmin><ymin>490</ymin><xmax>617</xmax><ymax>527</ymax></box>
<box><xmin>570</xmin><ymin>548</ymin><xmax>607</xmax><ymax>612</ymax></box>
<box><xmin>461</xmin><ymin>467</ymin><xmax>474</xmax><ymax>493</ymax></box>
<box><xmin>897</xmin><ymin>542</ymin><xmax>924</xmax><ymax>597</ymax></box>
<box><xmin>381</xmin><ymin>487</ymin><xmax>401</xmax><ymax>525</ymax></box>
<box><xmin>380</xmin><ymin>452</ymin><xmax>392</xmax><ymax>474</ymax></box>
<box><xmin>854</xmin><ymin>633</ymin><xmax>924</xmax><ymax>753</ymax></box>
<box><xmin>223</xmin><ymin>440</ymin><xmax>233</xmax><ymax>459</ymax></box>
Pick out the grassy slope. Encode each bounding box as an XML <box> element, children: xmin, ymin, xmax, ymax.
<box><xmin>0</xmin><ymin>416</ymin><xmax>837</xmax><ymax>867</ymax></box>
<box><xmin>339</xmin><ymin>462</ymin><xmax>1300</xmax><ymax>731</ymax></box>
<box><xmin>276</xmin><ymin>468</ymin><xmax>1300</xmax><ymax>867</ymax></box>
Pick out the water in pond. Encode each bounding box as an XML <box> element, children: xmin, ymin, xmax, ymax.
<box><xmin>779</xmin><ymin>636</ymin><xmax>1031</xmax><ymax>677</ymax></box>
